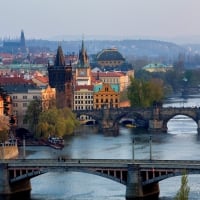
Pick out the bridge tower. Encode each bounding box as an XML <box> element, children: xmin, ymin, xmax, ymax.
<box><xmin>126</xmin><ymin>164</ymin><xmax>159</xmax><ymax>199</ymax></box>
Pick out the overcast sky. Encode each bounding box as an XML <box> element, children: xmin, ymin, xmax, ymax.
<box><xmin>1</xmin><ymin>0</ymin><xmax>200</xmax><ymax>42</ymax></box>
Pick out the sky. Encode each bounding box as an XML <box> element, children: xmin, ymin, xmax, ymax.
<box><xmin>1</xmin><ymin>0</ymin><xmax>200</xmax><ymax>42</ymax></box>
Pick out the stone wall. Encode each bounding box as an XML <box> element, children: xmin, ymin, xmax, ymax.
<box><xmin>0</xmin><ymin>144</ymin><xmax>19</xmax><ymax>159</ymax></box>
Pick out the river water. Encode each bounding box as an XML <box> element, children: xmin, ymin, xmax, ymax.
<box><xmin>18</xmin><ymin>95</ymin><xmax>200</xmax><ymax>200</ymax></box>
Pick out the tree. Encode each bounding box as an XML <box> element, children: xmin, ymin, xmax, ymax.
<box><xmin>174</xmin><ymin>171</ymin><xmax>190</xmax><ymax>200</ymax></box>
<box><xmin>24</xmin><ymin>99</ymin><xmax>42</xmax><ymax>134</ymax></box>
<box><xmin>127</xmin><ymin>77</ymin><xmax>164</xmax><ymax>107</ymax></box>
<box><xmin>36</xmin><ymin>107</ymin><xmax>79</xmax><ymax>138</ymax></box>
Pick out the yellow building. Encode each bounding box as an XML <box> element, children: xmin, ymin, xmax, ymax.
<box><xmin>93</xmin><ymin>83</ymin><xmax>120</xmax><ymax>109</ymax></box>
<box><xmin>0</xmin><ymin>96</ymin><xmax>3</xmax><ymax>116</ymax></box>
<box><xmin>92</xmin><ymin>70</ymin><xmax>134</xmax><ymax>92</ymax></box>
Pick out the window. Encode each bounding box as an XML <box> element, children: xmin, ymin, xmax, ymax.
<box><xmin>33</xmin><ymin>96</ymin><xmax>38</xmax><ymax>100</ymax></box>
<box><xmin>13</xmin><ymin>96</ymin><xmax>17</xmax><ymax>99</ymax></box>
<box><xmin>23</xmin><ymin>96</ymin><xmax>27</xmax><ymax>99</ymax></box>
<box><xmin>13</xmin><ymin>103</ymin><xmax>18</xmax><ymax>107</ymax></box>
<box><xmin>23</xmin><ymin>103</ymin><xmax>27</xmax><ymax>107</ymax></box>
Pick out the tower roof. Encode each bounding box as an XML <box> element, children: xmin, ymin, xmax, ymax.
<box><xmin>54</xmin><ymin>46</ymin><xmax>65</xmax><ymax>66</ymax></box>
<box><xmin>77</xmin><ymin>40</ymin><xmax>89</xmax><ymax>68</ymax></box>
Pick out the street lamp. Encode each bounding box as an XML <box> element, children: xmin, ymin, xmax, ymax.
<box><xmin>132</xmin><ymin>137</ymin><xmax>135</xmax><ymax>160</ymax></box>
<box><xmin>149</xmin><ymin>136</ymin><xmax>152</xmax><ymax>160</ymax></box>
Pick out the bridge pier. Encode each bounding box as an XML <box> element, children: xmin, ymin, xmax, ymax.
<box><xmin>197</xmin><ymin>120</ymin><xmax>200</xmax><ymax>134</ymax></box>
<box><xmin>0</xmin><ymin>164</ymin><xmax>31</xmax><ymax>197</ymax></box>
<box><xmin>126</xmin><ymin>164</ymin><xmax>159</xmax><ymax>200</ymax></box>
<box><xmin>148</xmin><ymin>120</ymin><xmax>166</xmax><ymax>132</ymax></box>
<box><xmin>99</xmin><ymin>109</ymin><xmax>119</xmax><ymax>135</ymax></box>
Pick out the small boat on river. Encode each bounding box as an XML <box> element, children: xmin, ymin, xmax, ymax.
<box><xmin>47</xmin><ymin>136</ymin><xmax>64</xmax><ymax>149</ymax></box>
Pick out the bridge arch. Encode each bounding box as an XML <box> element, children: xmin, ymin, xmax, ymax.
<box><xmin>163</xmin><ymin>114</ymin><xmax>198</xmax><ymax>132</ymax></box>
<box><xmin>58</xmin><ymin>167</ymin><xmax>127</xmax><ymax>185</ymax></box>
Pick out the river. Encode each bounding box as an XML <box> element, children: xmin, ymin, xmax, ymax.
<box><xmin>18</xmin><ymin>95</ymin><xmax>200</xmax><ymax>200</ymax></box>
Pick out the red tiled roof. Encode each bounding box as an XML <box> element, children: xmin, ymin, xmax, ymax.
<box><xmin>74</xmin><ymin>85</ymin><xmax>94</xmax><ymax>91</ymax></box>
<box><xmin>34</xmin><ymin>76</ymin><xmax>49</xmax><ymax>83</ymax></box>
<box><xmin>0</xmin><ymin>77</ymin><xmax>33</xmax><ymax>85</ymax></box>
<box><xmin>92</xmin><ymin>71</ymin><xmax>125</xmax><ymax>78</ymax></box>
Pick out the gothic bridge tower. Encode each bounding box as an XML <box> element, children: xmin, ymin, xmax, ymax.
<box><xmin>48</xmin><ymin>46</ymin><xmax>73</xmax><ymax>109</ymax></box>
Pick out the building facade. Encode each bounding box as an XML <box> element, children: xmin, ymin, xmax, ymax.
<box><xmin>93</xmin><ymin>83</ymin><xmax>120</xmax><ymax>109</ymax></box>
<box><xmin>0</xmin><ymin>96</ymin><xmax>3</xmax><ymax>116</ymax></box>
<box><xmin>48</xmin><ymin>46</ymin><xmax>73</xmax><ymax>109</ymax></box>
<box><xmin>75</xmin><ymin>40</ymin><xmax>92</xmax><ymax>86</ymax></box>
<box><xmin>73</xmin><ymin>85</ymin><xmax>94</xmax><ymax>111</ymax></box>
<box><xmin>4</xmin><ymin>84</ymin><xmax>56</xmax><ymax>128</ymax></box>
<box><xmin>96</xmin><ymin>48</ymin><xmax>125</xmax><ymax>68</ymax></box>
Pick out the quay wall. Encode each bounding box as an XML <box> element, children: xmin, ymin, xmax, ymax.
<box><xmin>0</xmin><ymin>144</ymin><xmax>19</xmax><ymax>159</ymax></box>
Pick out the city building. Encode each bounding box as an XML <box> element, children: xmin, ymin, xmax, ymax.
<box><xmin>143</xmin><ymin>63</ymin><xmax>173</xmax><ymax>72</ymax></box>
<box><xmin>92</xmin><ymin>70</ymin><xmax>134</xmax><ymax>92</ymax></box>
<box><xmin>75</xmin><ymin>40</ymin><xmax>92</xmax><ymax>86</ymax></box>
<box><xmin>73</xmin><ymin>85</ymin><xmax>94</xmax><ymax>111</ymax></box>
<box><xmin>96</xmin><ymin>48</ymin><xmax>125</xmax><ymax>68</ymax></box>
<box><xmin>48</xmin><ymin>46</ymin><xmax>73</xmax><ymax>109</ymax></box>
<box><xmin>0</xmin><ymin>96</ymin><xmax>3</xmax><ymax>116</ymax></box>
<box><xmin>3</xmin><ymin>84</ymin><xmax>56</xmax><ymax>128</ymax></box>
<box><xmin>93</xmin><ymin>83</ymin><xmax>120</xmax><ymax>109</ymax></box>
<box><xmin>1</xmin><ymin>30</ymin><xmax>27</xmax><ymax>53</ymax></box>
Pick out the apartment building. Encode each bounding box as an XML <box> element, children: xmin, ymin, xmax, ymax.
<box><xmin>4</xmin><ymin>84</ymin><xmax>55</xmax><ymax>128</ymax></box>
<box><xmin>73</xmin><ymin>85</ymin><xmax>94</xmax><ymax>111</ymax></box>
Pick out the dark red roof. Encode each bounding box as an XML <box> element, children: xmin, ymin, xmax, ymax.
<box><xmin>0</xmin><ymin>77</ymin><xmax>33</xmax><ymax>85</ymax></box>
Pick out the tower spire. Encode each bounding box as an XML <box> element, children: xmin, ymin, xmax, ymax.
<box><xmin>78</xmin><ymin>37</ymin><xmax>89</xmax><ymax>68</ymax></box>
<box><xmin>54</xmin><ymin>45</ymin><xmax>65</xmax><ymax>66</ymax></box>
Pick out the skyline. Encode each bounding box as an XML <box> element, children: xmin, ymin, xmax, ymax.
<box><xmin>1</xmin><ymin>0</ymin><xmax>200</xmax><ymax>43</ymax></box>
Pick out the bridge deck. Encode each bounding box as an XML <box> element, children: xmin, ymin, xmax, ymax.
<box><xmin>3</xmin><ymin>159</ymin><xmax>200</xmax><ymax>169</ymax></box>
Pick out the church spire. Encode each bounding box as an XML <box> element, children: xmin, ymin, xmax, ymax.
<box><xmin>20</xmin><ymin>30</ymin><xmax>26</xmax><ymax>47</ymax></box>
<box><xmin>54</xmin><ymin>45</ymin><xmax>65</xmax><ymax>66</ymax></box>
<box><xmin>78</xmin><ymin>39</ymin><xmax>89</xmax><ymax>68</ymax></box>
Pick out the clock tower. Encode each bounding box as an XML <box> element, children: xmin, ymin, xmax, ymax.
<box><xmin>75</xmin><ymin>40</ymin><xmax>91</xmax><ymax>86</ymax></box>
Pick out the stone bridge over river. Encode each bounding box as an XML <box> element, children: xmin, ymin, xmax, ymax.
<box><xmin>2</xmin><ymin>159</ymin><xmax>200</xmax><ymax>199</ymax></box>
<box><xmin>74</xmin><ymin>106</ymin><xmax>200</xmax><ymax>133</ymax></box>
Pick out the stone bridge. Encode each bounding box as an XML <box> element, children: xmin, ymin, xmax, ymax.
<box><xmin>1</xmin><ymin>159</ymin><xmax>200</xmax><ymax>199</ymax></box>
<box><xmin>74</xmin><ymin>106</ymin><xmax>200</xmax><ymax>133</ymax></box>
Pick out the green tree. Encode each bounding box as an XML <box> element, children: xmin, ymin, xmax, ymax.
<box><xmin>127</xmin><ymin>77</ymin><xmax>164</xmax><ymax>107</ymax></box>
<box><xmin>174</xmin><ymin>172</ymin><xmax>190</xmax><ymax>200</ymax></box>
<box><xmin>24</xmin><ymin>99</ymin><xmax>42</xmax><ymax>134</ymax></box>
<box><xmin>36</xmin><ymin>107</ymin><xmax>79</xmax><ymax>138</ymax></box>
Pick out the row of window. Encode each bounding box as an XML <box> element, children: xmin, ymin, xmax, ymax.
<box><xmin>74</xmin><ymin>106</ymin><xmax>93</xmax><ymax>110</ymax></box>
<box><xmin>95</xmin><ymin>99</ymin><xmax>118</xmax><ymax>103</ymax></box>
<box><xmin>74</xmin><ymin>95</ymin><xmax>92</xmax><ymax>99</ymax></box>
<box><xmin>13</xmin><ymin>103</ymin><xmax>28</xmax><ymax>107</ymax></box>
<box><xmin>74</xmin><ymin>100</ymin><xmax>93</xmax><ymax>104</ymax></box>
<box><xmin>12</xmin><ymin>96</ymin><xmax>38</xmax><ymax>100</ymax></box>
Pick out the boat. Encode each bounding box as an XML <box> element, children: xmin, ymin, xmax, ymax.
<box><xmin>47</xmin><ymin>136</ymin><xmax>64</xmax><ymax>149</ymax></box>
<box><xmin>125</xmin><ymin>124</ymin><xmax>136</xmax><ymax>128</ymax></box>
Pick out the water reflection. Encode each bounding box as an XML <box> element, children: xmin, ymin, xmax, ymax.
<box><xmin>13</xmin><ymin>96</ymin><xmax>200</xmax><ymax>200</ymax></box>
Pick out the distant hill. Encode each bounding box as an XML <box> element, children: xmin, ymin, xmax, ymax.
<box><xmin>26</xmin><ymin>39</ymin><xmax>186</xmax><ymax>60</ymax></box>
